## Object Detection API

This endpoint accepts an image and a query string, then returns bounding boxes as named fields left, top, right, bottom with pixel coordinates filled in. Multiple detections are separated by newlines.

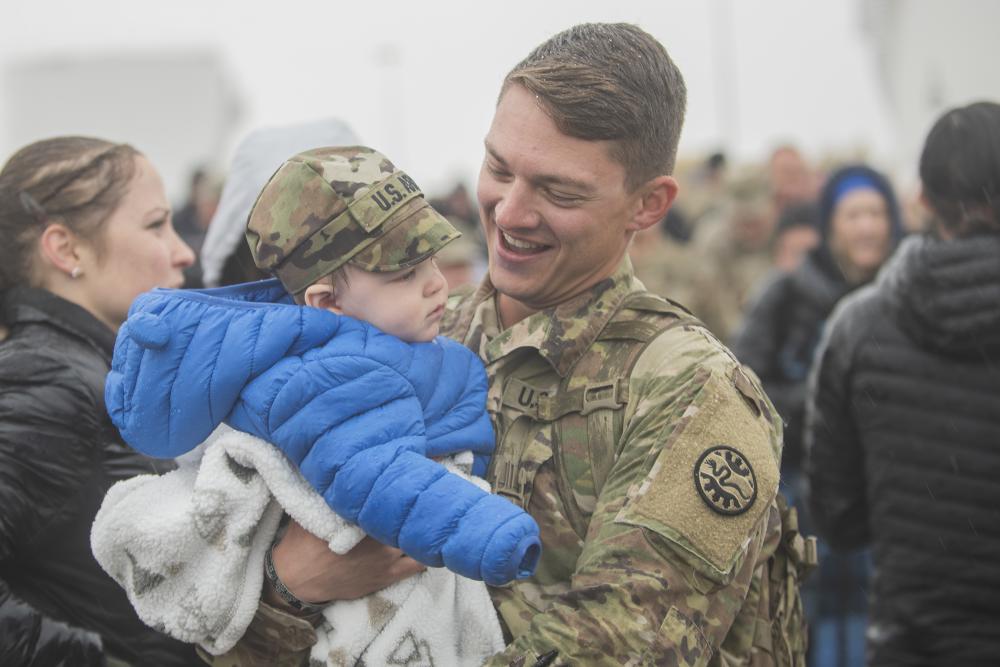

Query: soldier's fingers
left=353, top=536, right=407, bottom=561
left=387, top=555, right=425, bottom=582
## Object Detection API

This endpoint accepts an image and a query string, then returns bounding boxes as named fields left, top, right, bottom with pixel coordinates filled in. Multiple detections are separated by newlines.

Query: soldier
left=218, top=23, right=810, bottom=666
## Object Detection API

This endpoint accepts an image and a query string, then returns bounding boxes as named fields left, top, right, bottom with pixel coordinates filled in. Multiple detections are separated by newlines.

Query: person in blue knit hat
left=734, top=163, right=903, bottom=667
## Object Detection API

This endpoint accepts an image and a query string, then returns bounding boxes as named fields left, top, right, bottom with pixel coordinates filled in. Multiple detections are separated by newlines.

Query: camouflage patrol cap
left=245, top=146, right=460, bottom=294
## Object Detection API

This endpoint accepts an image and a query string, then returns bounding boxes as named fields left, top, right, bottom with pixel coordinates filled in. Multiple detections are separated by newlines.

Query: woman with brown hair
left=0, top=137, right=198, bottom=665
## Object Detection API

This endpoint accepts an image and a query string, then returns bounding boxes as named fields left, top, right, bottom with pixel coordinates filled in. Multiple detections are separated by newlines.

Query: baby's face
left=335, top=258, right=449, bottom=342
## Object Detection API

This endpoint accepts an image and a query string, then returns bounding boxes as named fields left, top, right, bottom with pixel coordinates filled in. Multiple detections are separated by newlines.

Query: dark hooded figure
left=734, top=165, right=904, bottom=474
left=806, top=101, right=1000, bottom=666
left=733, top=164, right=904, bottom=667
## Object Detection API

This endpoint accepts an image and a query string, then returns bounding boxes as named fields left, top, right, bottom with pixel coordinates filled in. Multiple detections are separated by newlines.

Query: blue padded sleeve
left=107, top=280, right=358, bottom=458
left=324, top=446, right=540, bottom=585
left=408, top=337, right=495, bottom=461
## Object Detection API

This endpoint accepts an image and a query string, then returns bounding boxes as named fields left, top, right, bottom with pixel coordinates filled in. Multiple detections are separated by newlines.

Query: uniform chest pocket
left=490, top=415, right=553, bottom=511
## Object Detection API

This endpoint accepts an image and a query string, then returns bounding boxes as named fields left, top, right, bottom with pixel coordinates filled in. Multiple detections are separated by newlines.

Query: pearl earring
left=70, top=267, right=83, bottom=279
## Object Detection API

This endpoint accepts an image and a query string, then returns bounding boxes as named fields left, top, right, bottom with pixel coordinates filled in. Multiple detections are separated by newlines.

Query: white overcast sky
left=1, top=0, right=890, bottom=194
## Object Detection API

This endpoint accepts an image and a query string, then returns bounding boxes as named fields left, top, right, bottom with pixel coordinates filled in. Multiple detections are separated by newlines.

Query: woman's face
left=829, top=188, right=892, bottom=283
left=77, top=155, right=194, bottom=329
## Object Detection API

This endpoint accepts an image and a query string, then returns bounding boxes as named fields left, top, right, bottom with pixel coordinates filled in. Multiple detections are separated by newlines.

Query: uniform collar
left=460, top=256, right=640, bottom=377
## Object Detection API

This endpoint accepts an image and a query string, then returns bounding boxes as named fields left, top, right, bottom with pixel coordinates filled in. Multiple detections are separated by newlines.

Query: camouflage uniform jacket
left=210, top=259, right=786, bottom=667
left=440, top=258, right=785, bottom=666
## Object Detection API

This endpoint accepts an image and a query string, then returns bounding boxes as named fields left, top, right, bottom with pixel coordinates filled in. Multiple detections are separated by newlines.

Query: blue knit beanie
left=818, top=165, right=904, bottom=245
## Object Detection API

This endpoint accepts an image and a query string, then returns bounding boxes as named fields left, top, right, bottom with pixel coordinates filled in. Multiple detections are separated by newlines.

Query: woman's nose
left=172, top=230, right=196, bottom=268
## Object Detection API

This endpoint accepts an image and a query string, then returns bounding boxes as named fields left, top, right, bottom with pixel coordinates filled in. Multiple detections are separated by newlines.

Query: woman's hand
left=266, top=519, right=425, bottom=607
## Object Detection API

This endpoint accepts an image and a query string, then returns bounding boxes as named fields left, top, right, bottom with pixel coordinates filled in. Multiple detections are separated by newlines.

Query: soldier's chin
left=490, top=272, right=548, bottom=305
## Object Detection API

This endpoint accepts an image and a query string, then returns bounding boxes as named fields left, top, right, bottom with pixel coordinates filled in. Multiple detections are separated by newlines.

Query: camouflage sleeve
left=197, top=601, right=320, bottom=667
left=485, top=327, right=782, bottom=666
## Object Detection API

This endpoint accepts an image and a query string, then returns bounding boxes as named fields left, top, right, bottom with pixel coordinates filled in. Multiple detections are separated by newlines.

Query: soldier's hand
left=268, top=519, right=425, bottom=605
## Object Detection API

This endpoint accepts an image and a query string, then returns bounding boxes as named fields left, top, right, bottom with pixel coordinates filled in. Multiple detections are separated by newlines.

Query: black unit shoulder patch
left=694, top=445, right=757, bottom=516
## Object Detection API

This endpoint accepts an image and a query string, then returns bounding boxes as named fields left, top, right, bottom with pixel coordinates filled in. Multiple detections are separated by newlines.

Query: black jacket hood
left=880, top=232, right=1000, bottom=356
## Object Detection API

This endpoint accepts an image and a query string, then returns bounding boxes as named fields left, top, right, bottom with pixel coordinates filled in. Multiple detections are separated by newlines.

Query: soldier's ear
left=627, top=175, right=679, bottom=232
left=303, top=281, right=343, bottom=313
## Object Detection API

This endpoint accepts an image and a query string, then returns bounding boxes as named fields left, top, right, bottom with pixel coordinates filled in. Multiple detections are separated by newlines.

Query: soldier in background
left=211, top=23, right=810, bottom=666
left=686, top=172, right=777, bottom=342
left=434, top=227, right=484, bottom=290
left=629, top=206, right=699, bottom=307
left=679, top=150, right=729, bottom=227
left=768, top=145, right=818, bottom=214
left=771, top=202, right=820, bottom=273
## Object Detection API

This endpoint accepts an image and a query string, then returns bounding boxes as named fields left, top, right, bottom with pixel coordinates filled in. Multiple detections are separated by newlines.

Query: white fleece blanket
left=91, top=426, right=505, bottom=666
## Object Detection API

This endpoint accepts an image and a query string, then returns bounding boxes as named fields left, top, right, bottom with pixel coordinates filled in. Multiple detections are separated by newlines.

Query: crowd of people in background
left=1, top=23, right=998, bottom=665
left=627, top=116, right=1000, bottom=667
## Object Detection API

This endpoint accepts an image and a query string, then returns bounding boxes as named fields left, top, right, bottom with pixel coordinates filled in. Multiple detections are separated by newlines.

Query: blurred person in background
left=0, top=137, right=198, bottom=665
left=199, top=117, right=359, bottom=288
left=434, top=226, right=483, bottom=289
left=806, top=101, right=1000, bottom=667
left=898, top=183, right=933, bottom=235
left=687, top=170, right=776, bottom=341
left=678, top=150, right=728, bottom=225
left=736, top=164, right=902, bottom=667
left=769, top=144, right=818, bottom=213
left=430, top=181, right=480, bottom=230
left=628, top=205, right=699, bottom=307
left=429, top=181, right=488, bottom=277
left=173, top=165, right=222, bottom=288
left=771, top=202, right=820, bottom=272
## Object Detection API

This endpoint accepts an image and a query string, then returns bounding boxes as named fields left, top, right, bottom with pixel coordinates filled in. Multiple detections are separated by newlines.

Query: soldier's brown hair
left=0, top=136, right=140, bottom=290
left=502, top=23, right=687, bottom=191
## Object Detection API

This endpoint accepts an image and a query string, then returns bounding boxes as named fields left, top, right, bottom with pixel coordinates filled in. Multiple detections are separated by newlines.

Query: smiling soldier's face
left=477, top=84, right=646, bottom=322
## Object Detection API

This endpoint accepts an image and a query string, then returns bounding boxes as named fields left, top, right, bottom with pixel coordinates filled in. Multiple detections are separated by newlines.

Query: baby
left=94, top=146, right=537, bottom=666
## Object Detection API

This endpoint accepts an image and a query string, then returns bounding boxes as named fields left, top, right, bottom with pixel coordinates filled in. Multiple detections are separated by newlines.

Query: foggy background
left=2, top=0, right=999, bottom=202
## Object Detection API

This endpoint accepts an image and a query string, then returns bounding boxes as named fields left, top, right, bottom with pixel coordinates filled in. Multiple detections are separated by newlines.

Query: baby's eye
left=395, top=269, right=417, bottom=282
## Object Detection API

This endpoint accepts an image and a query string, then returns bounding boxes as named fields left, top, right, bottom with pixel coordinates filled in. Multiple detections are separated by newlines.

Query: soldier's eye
left=486, top=161, right=512, bottom=181
left=547, top=190, right=580, bottom=206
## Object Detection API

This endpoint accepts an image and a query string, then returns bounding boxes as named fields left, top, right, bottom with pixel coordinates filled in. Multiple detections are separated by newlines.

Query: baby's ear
left=303, top=281, right=342, bottom=313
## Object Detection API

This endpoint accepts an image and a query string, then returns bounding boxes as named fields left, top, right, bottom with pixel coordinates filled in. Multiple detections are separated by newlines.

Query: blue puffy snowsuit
left=105, top=279, right=541, bottom=586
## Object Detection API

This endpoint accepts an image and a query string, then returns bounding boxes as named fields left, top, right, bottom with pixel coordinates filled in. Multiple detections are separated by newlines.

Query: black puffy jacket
left=732, top=250, right=850, bottom=471
left=806, top=234, right=1000, bottom=666
left=0, top=288, right=198, bottom=666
